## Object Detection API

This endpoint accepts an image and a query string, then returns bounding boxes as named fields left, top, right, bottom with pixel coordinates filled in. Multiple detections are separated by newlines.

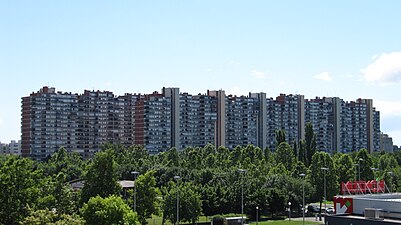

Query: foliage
left=304, top=123, right=316, bottom=167
left=334, top=153, right=355, bottom=182
left=41, top=147, right=84, bottom=181
left=1, top=137, right=401, bottom=224
left=81, top=148, right=121, bottom=203
left=20, top=209, right=84, bottom=225
left=81, top=195, right=138, bottom=225
left=355, top=149, right=374, bottom=181
left=275, top=130, right=286, bottom=146
left=162, top=181, right=202, bottom=224
left=127, top=170, right=161, bottom=225
left=274, top=142, right=295, bottom=172
left=309, top=152, right=337, bottom=210
left=0, top=156, right=41, bottom=225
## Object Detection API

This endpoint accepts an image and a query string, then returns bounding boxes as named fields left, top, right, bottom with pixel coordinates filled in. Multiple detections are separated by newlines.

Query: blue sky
left=1, top=1, right=401, bottom=145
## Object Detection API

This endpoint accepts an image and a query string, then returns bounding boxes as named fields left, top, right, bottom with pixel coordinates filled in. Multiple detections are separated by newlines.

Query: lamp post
left=352, top=163, right=359, bottom=181
left=358, top=158, right=363, bottom=180
left=371, top=168, right=379, bottom=192
left=300, top=173, right=306, bottom=225
left=388, top=171, right=394, bottom=193
left=256, top=206, right=259, bottom=225
left=174, top=176, right=181, bottom=225
left=321, top=167, right=329, bottom=221
left=131, top=171, right=139, bottom=212
left=238, top=169, right=247, bottom=225
left=288, top=202, right=291, bottom=221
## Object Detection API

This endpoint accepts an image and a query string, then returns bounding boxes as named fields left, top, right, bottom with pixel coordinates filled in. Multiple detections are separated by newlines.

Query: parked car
left=306, top=205, right=320, bottom=215
left=326, top=207, right=334, bottom=214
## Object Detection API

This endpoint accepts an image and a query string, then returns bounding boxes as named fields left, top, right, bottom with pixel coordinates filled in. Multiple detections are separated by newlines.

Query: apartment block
left=0, top=140, right=21, bottom=155
left=21, top=86, right=382, bottom=160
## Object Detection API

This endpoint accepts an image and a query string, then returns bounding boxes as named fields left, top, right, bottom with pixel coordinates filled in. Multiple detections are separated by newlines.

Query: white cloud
left=314, top=72, right=332, bottom=81
left=375, top=100, right=401, bottom=118
left=361, top=52, right=401, bottom=85
left=251, top=70, right=267, bottom=79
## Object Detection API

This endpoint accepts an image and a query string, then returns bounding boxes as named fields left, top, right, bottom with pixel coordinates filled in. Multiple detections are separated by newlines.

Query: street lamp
left=371, top=168, right=380, bottom=192
left=256, top=206, right=259, bottom=225
left=388, top=172, right=394, bottom=193
left=321, top=167, right=329, bottom=221
left=299, top=173, right=306, bottom=225
left=131, top=171, right=139, bottom=212
left=174, top=175, right=181, bottom=225
left=288, top=202, right=291, bottom=221
left=358, top=158, right=363, bottom=180
left=238, top=169, right=247, bottom=225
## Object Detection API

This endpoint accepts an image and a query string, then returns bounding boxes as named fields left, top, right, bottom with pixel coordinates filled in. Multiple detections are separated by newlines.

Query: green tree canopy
left=128, top=170, right=161, bottom=225
left=81, top=149, right=121, bottom=203
left=81, top=195, right=138, bottom=225
left=20, top=209, right=84, bottom=225
left=162, top=181, right=202, bottom=224
left=0, top=156, right=41, bottom=225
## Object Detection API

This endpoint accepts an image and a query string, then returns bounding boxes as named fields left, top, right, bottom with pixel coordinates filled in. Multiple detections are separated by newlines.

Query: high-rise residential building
left=21, top=87, right=78, bottom=159
left=179, top=92, right=217, bottom=149
left=225, top=94, right=259, bottom=149
left=380, top=133, right=393, bottom=153
left=305, top=97, right=340, bottom=154
left=265, top=94, right=305, bottom=150
left=21, top=86, right=382, bottom=160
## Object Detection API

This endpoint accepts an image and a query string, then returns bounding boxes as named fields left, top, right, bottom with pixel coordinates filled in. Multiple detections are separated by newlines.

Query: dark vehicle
left=306, top=205, right=320, bottom=215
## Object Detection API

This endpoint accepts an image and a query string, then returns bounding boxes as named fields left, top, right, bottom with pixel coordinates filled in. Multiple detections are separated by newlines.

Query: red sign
left=333, top=196, right=353, bottom=214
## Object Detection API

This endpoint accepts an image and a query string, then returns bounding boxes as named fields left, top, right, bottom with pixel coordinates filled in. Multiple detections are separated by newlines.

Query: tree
left=81, top=149, right=121, bottom=203
left=0, top=156, right=41, bottom=225
left=162, top=181, right=202, bottom=224
left=42, top=147, right=83, bottom=181
left=275, top=130, right=286, bottom=146
left=274, top=142, right=295, bottom=172
left=334, top=153, right=355, bottom=183
left=378, top=153, right=398, bottom=172
left=20, top=209, right=84, bottom=225
left=36, top=172, right=80, bottom=215
left=309, top=152, right=338, bottom=218
left=81, top=195, right=138, bottom=225
left=128, top=170, right=161, bottom=225
left=266, top=188, right=285, bottom=218
left=355, top=149, right=374, bottom=181
left=305, top=123, right=316, bottom=167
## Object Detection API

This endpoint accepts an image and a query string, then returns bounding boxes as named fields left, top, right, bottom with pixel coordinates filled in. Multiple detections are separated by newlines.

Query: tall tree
left=355, top=149, right=374, bottom=181
left=275, top=130, right=286, bottom=146
left=0, top=156, right=41, bottom=225
left=81, top=149, right=121, bottom=203
left=309, top=151, right=338, bottom=218
left=334, top=153, right=355, bottom=183
left=43, top=147, right=84, bottom=181
left=128, top=170, right=161, bottom=225
left=274, top=142, right=295, bottom=172
left=162, top=181, right=202, bottom=224
left=298, top=140, right=306, bottom=163
left=305, top=123, right=317, bottom=166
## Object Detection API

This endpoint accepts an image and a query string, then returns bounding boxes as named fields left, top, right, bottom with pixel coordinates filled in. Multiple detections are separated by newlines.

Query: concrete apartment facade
left=21, top=86, right=381, bottom=160
left=0, top=140, right=21, bottom=155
